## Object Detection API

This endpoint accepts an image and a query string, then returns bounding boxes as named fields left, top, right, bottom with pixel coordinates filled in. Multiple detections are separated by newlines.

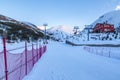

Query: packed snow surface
left=23, top=41, right=120, bottom=80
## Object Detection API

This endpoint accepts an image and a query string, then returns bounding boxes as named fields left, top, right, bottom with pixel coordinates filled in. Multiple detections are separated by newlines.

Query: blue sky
left=0, top=0, right=120, bottom=30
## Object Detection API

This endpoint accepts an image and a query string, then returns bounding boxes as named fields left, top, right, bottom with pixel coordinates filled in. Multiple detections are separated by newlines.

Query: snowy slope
left=0, top=14, right=40, bottom=33
left=37, top=26, right=45, bottom=30
left=0, top=14, right=44, bottom=42
left=75, top=10, right=120, bottom=42
left=47, top=25, right=73, bottom=42
left=20, top=21, right=40, bottom=34
left=21, top=21, right=37, bottom=29
left=0, top=14, right=17, bottom=23
left=23, top=41, right=120, bottom=80
left=89, top=10, right=120, bottom=28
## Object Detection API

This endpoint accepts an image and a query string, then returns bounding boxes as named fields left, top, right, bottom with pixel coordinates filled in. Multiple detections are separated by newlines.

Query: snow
left=0, top=14, right=40, bottom=34
left=48, top=25, right=73, bottom=34
left=37, top=26, right=45, bottom=30
left=66, top=31, right=120, bottom=47
left=84, top=46, right=120, bottom=59
left=0, top=38, right=2, bottom=51
left=20, top=21, right=39, bottom=34
left=89, top=10, right=120, bottom=28
left=0, top=38, right=42, bottom=54
left=23, top=41, right=120, bottom=80
left=0, top=14, right=17, bottom=24
left=115, top=5, right=120, bottom=10
left=0, top=14, right=14, bottom=21
left=67, top=38, right=120, bottom=45
left=0, top=9, right=120, bottom=80
left=47, top=25, right=73, bottom=42
left=21, top=21, right=37, bottom=29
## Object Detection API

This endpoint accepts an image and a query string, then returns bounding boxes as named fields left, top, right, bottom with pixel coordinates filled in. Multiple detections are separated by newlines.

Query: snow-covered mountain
left=88, top=10, right=120, bottom=40
left=69, top=10, right=120, bottom=43
left=88, top=10, right=120, bottom=28
left=37, top=26, right=45, bottom=30
left=47, top=25, right=73, bottom=42
left=0, top=14, right=42, bottom=33
left=0, top=14, right=44, bottom=42
left=0, top=14, right=17, bottom=22
left=48, top=25, right=73, bottom=34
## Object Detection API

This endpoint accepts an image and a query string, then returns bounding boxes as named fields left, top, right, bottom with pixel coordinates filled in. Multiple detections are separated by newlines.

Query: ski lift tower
left=84, top=25, right=93, bottom=41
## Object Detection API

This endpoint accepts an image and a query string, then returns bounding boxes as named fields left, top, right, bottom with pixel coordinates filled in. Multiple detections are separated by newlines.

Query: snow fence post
left=32, top=43, right=34, bottom=66
left=25, top=41, right=27, bottom=75
left=39, top=43, right=40, bottom=58
left=40, top=45, right=42, bottom=58
left=37, top=43, right=38, bottom=60
left=45, top=45, right=47, bottom=52
left=2, top=36, right=8, bottom=80
left=36, top=43, right=38, bottom=61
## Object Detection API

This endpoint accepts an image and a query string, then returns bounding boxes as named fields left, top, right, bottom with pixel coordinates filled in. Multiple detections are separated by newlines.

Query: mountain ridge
left=0, top=14, right=44, bottom=42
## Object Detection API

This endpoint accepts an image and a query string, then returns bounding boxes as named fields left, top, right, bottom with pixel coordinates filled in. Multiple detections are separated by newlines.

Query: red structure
left=93, top=23, right=114, bottom=33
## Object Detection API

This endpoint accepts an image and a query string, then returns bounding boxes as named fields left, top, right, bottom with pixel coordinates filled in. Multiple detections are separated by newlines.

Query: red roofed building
left=93, top=23, right=114, bottom=33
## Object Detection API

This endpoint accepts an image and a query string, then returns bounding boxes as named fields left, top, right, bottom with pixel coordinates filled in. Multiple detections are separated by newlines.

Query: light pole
left=43, top=23, right=48, bottom=44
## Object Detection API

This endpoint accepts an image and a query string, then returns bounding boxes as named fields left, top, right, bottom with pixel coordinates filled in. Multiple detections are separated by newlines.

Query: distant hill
left=48, top=25, right=73, bottom=34
left=0, top=14, right=44, bottom=42
left=47, top=25, right=73, bottom=42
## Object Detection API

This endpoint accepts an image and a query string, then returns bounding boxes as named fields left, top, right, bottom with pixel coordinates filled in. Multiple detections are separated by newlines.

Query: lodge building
left=93, top=23, right=114, bottom=33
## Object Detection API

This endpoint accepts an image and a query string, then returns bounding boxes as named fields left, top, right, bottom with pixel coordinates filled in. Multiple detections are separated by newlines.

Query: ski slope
left=23, top=41, right=120, bottom=80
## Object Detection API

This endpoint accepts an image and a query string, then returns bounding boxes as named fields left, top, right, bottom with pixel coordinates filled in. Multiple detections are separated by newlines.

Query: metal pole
left=88, top=29, right=89, bottom=41
left=36, top=43, right=38, bottom=61
left=3, top=36, right=8, bottom=80
left=32, top=43, right=34, bottom=66
left=39, top=43, right=41, bottom=58
left=2, top=28, right=8, bottom=80
left=25, top=41, right=27, bottom=75
left=39, top=39, right=42, bottom=58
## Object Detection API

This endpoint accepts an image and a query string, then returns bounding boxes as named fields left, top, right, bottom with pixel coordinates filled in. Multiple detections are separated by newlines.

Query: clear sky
left=0, top=0, right=120, bottom=30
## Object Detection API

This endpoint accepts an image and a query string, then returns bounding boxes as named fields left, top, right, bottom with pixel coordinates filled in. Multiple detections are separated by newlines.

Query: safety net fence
left=0, top=41, right=47, bottom=80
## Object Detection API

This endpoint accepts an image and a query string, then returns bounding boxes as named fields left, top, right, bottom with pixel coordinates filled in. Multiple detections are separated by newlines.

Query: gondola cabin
left=93, top=23, right=114, bottom=33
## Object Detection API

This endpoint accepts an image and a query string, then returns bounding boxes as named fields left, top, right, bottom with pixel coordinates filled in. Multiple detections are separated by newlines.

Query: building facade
left=93, top=23, right=114, bottom=33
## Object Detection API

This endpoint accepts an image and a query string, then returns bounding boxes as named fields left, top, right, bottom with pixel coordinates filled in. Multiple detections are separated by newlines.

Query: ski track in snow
left=21, top=41, right=120, bottom=80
